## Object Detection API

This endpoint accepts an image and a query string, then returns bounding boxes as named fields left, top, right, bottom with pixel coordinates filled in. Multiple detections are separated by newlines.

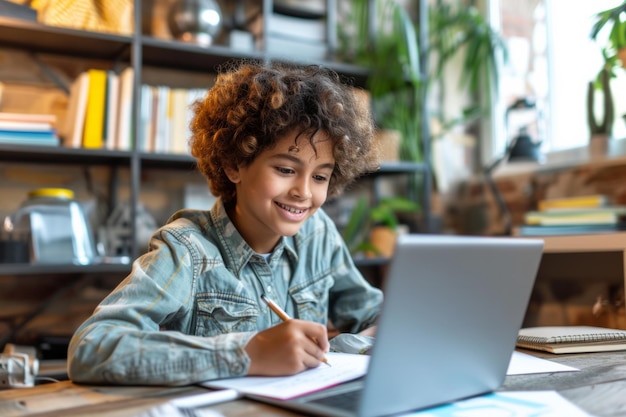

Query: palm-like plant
left=337, top=0, right=507, bottom=161
left=590, top=1, right=626, bottom=72
left=589, top=2, right=626, bottom=136
left=338, top=0, right=422, bottom=163
left=429, top=0, right=508, bottom=138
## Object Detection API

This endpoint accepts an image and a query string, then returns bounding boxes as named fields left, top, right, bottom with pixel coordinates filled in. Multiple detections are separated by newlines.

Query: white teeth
left=278, top=202, right=304, bottom=214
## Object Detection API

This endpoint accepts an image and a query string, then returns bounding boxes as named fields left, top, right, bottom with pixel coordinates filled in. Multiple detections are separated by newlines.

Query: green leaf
left=342, top=196, right=370, bottom=251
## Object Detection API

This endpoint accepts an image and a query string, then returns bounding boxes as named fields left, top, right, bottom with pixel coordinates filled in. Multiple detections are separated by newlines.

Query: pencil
left=261, top=294, right=330, bottom=366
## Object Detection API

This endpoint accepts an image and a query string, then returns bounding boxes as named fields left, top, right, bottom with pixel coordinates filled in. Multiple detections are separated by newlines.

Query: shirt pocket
left=195, top=293, right=259, bottom=335
left=291, top=276, right=333, bottom=323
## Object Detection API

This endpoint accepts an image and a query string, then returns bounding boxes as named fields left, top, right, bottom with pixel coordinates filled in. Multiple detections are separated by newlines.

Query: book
left=265, top=35, right=328, bottom=61
left=155, top=85, right=171, bottom=153
left=169, top=88, right=189, bottom=154
left=0, top=112, right=57, bottom=124
left=268, top=13, right=327, bottom=42
left=515, top=222, right=626, bottom=236
left=538, top=195, right=610, bottom=211
left=0, top=129, right=59, bottom=146
left=82, top=68, right=108, bottom=149
left=524, top=206, right=626, bottom=226
left=60, top=71, right=90, bottom=148
left=104, top=70, right=120, bottom=150
left=138, top=83, right=153, bottom=152
left=0, top=120, right=54, bottom=131
left=115, top=67, right=134, bottom=151
left=517, top=326, right=626, bottom=354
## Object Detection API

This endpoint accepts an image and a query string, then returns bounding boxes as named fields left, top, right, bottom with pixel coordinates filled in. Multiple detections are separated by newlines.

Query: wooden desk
left=2, top=350, right=626, bottom=416
left=525, top=232, right=626, bottom=327
left=535, top=232, right=626, bottom=289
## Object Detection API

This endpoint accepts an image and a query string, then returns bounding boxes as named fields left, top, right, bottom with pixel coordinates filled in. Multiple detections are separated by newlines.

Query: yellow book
left=82, top=69, right=108, bottom=149
left=524, top=206, right=626, bottom=226
left=538, top=194, right=610, bottom=211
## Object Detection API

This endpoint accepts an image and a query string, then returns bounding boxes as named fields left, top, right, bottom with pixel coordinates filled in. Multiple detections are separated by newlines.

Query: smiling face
left=224, top=130, right=336, bottom=254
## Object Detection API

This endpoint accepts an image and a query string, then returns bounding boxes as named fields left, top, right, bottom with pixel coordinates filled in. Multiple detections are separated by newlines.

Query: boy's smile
left=225, top=131, right=335, bottom=254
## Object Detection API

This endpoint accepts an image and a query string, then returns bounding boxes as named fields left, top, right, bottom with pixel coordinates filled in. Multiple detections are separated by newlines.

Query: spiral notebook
left=244, top=234, right=543, bottom=417
left=517, top=326, right=626, bottom=354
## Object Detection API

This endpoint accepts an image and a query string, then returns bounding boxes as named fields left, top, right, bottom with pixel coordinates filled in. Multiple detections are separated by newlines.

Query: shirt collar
left=210, top=199, right=299, bottom=272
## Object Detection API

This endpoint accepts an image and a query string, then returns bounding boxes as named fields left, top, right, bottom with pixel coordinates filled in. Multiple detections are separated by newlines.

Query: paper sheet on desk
left=201, top=352, right=369, bottom=400
left=401, top=391, right=592, bottom=416
left=507, top=351, right=579, bottom=375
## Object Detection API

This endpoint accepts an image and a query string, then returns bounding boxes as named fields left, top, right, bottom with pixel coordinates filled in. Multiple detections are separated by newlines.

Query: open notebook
left=206, top=234, right=544, bottom=417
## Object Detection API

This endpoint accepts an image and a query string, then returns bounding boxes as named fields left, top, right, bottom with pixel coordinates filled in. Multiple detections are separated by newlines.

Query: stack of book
left=61, top=67, right=208, bottom=153
left=265, top=10, right=328, bottom=61
left=515, top=195, right=626, bottom=236
left=61, top=67, right=134, bottom=151
left=0, top=112, right=59, bottom=146
left=137, top=84, right=207, bottom=154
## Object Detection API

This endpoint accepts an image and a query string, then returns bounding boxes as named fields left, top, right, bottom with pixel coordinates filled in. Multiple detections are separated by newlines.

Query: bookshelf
left=0, top=1, right=432, bottom=353
left=0, top=0, right=431, bottom=273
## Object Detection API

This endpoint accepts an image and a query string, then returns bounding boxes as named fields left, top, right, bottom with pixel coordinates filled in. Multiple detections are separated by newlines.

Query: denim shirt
left=68, top=199, right=383, bottom=386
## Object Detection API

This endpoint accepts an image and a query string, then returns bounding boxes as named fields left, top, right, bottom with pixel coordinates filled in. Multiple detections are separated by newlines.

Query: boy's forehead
left=269, top=131, right=335, bottom=162
left=284, top=131, right=332, bottom=150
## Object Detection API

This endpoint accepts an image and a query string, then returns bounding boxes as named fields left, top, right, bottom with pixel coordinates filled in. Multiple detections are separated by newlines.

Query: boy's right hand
left=245, top=319, right=329, bottom=376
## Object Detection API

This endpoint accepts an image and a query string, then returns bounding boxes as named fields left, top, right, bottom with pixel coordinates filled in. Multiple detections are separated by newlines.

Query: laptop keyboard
left=309, top=388, right=363, bottom=411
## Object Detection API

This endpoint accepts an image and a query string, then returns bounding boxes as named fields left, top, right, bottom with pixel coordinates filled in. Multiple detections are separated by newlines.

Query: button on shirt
left=68, top=198, right=383, bottom=386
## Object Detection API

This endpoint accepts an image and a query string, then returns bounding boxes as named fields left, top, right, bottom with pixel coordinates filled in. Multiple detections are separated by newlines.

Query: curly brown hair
left=189, top=60, right=378, bottom=204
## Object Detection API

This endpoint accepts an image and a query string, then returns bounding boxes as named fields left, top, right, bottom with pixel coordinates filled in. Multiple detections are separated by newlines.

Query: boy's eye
left=313, top=174, right=329, bottom=182
left=276, top=167, right=294, bottom=175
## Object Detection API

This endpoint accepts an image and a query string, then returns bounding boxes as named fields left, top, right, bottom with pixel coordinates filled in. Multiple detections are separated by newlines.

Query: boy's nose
left=290, top=178, right=312, bottom=199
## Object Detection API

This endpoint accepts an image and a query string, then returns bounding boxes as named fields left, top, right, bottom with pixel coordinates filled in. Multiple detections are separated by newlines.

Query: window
left=493, top=0, right=626, bottom=160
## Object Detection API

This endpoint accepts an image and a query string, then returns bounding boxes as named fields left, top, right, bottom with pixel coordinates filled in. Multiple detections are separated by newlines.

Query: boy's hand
left=358, top=325, right=377, bottom=337
left=245, top=319, right=329, bottom=376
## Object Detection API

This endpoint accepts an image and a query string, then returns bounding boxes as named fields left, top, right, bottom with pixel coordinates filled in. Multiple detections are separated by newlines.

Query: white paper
left=507, top=351, right=579, bottom=375
left=169, top=389, right=242, bottom=408
left=201, top=352, right=369, bottom=400
left=401, top=391, right=592, bottom=416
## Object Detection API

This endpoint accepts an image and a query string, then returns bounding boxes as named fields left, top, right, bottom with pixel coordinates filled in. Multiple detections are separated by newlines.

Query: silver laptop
left=250, top=234, right=544, bottom=417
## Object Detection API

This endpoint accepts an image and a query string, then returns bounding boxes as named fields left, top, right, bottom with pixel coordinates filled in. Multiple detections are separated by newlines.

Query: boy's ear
left=223, top=165, right=241, bottom=183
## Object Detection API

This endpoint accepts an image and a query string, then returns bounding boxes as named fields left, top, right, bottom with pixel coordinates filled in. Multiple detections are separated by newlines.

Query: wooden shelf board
left=0, top=144, right=132, bottom=165
left=537, top=232, right=626, bottom=253
left=0, top=17, right=132, bottom=61
left=141, top=36, right=370, bottom=87
left=138, top=152, right=197, bottom=170
left=141, top=36, right=263, bottom=72
left=0, top=263, right=131, bottom=276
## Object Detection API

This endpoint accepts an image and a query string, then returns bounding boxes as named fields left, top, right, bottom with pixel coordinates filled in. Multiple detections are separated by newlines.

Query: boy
left=68, top=61, right=383, bottom=385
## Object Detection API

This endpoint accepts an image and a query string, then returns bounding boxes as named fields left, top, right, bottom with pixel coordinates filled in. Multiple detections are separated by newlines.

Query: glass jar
left=12, top=188, right=97, bottom=265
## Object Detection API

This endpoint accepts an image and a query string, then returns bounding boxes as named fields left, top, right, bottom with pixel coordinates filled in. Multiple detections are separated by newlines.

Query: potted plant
left=342, top=195, right=420, bottom=258
left=590, top=2, right=626, bottom=71
left=428, top=0, right=508, bottom=140
left=337, top=0, right=507, bottom=163
left=338, top=0, right=422, bottom=163
left=590, top=2, right=625, bottom=146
